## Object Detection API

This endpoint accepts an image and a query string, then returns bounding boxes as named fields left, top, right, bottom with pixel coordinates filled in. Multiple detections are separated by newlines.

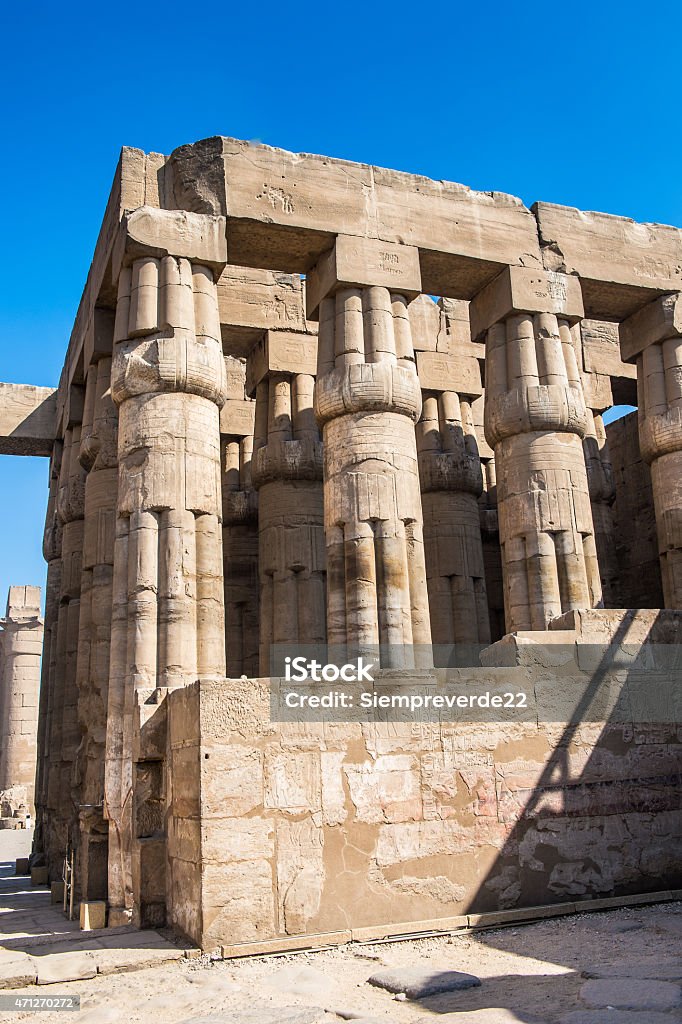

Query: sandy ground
left=0, top=833, right=680, bottom=1023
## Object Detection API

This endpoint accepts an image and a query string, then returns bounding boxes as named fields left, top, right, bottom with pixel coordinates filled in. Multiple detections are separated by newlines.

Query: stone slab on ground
left=368, top=966, right=481, bottom=999
left=178, top=1011, right=328, bottom=1024
left=582, top=961, right=682, bottom=981
left=0, top=951, right=37, bottom=988
left=580, top=977, right=681, bottom=1011
left=34, top=950, right=98, bottom=984
left=560, top=1011, right=679, bottom=1024
left=415, top=1013, right=549, bottom=1024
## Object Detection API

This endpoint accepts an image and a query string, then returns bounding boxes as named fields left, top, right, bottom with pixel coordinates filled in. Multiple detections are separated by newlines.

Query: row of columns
left=34, top=212, right=682, bottom=926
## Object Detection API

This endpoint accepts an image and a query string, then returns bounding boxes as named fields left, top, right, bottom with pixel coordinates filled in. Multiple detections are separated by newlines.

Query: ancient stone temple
left=1, top=138, right=681, bottom=948
left=0, top=586, right=43, bottom=824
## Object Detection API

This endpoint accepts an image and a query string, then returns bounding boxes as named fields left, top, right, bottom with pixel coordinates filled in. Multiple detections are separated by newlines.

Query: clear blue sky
left=1, top=0, right=680, bottom=609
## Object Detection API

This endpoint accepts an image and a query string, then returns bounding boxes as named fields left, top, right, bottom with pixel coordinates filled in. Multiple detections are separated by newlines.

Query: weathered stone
left=368, top=966, right=481, bottom=998
left=0, top=383, right=56, bottom=456
left=35, top=950, right=97, bottom=984
left=579, top=978, right=681, bottom=1011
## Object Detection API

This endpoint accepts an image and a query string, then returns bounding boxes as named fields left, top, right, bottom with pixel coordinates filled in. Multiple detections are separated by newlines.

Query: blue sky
left=1, top=0, right=679, bottom=609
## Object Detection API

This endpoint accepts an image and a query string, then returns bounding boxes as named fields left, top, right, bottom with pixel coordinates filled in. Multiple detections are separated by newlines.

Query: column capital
left=113, top=207, right=227, bottom=281
left=306, top=235, right=421, bottom=319
left=469, top=266, right=584, bottom=341
left=620, top=292, right=682, bottom=362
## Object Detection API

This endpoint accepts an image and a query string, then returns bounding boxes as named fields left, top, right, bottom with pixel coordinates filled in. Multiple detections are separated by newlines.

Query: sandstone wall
left=163, top=644, right=682, bottom=950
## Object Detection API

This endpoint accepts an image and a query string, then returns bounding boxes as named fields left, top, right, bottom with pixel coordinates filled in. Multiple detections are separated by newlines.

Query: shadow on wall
left=469, top=609, right=682, bottom=917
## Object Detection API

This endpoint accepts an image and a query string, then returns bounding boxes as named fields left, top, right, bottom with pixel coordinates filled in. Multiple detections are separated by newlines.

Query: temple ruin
left=0, top=137, right=680, bottom=949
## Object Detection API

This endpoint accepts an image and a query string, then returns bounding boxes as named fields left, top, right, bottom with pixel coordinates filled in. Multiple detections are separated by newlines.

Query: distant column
left=0, top=587, right=44, bottom=819
left=34, top=442, right=62, bottom=854
left=247, top=332, right=325, bottom=674
left=220, top=384, right=259, bottom=677
left=309, top=237, right=431, bottom=666
left=621, top=293, right=682, bottom=607
left=471, top=267, right=600, bottom=631
left=415, top=350, right=490, bottom=647
left=583, top=409, right=619, bottom=606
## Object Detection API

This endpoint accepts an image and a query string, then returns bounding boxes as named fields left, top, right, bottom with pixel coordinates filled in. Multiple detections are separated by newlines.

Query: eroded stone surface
left=368, top=966, right=481, bottom=998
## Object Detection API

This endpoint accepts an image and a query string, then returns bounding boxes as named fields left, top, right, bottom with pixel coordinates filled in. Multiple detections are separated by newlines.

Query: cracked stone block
left=368, top=967, right=481, bottom=999
left=582, top=962, right=682, bottom=981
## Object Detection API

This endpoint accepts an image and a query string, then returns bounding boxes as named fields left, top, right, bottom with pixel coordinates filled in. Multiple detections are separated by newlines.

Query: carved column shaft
left=221, top=426, right=259, bottom=677
left=47, top=420, right=86, bottom=873
left=310, top=238, right=431, bottom=666
left=106, top=208, right=228, bottom=922
left=34, top=442, right=62, bottom=852
left=249, top=335, right=325, bottom=673
left=74, top=347, right=118, bottom=900
left=473, top=268, right=601, bottom=632
left=416, top=389, right=490, bottom=646
left=622, top=293, right=682, bottom=607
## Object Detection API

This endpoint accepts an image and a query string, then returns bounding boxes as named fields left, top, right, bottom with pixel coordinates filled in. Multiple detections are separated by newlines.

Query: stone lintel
left=306, top=236, right=422, bottom=319
left=619, top=292, right=682, bottom=362
left=219, top=399, right=255, bottom=438
left=246, top=331, right=318, bottom=397
left=113, top=207, right=227, bottom=281
left=0, top=384, right=57, bottom=457
left=416, top=351, right=483, bottom=397
left=469, top=266, right=584, bottom=340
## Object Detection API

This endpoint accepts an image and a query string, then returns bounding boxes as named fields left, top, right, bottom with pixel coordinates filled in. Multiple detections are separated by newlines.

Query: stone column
left=621, top=293, right=682, bottom=607
left=470, top=267, right=601, bottom=632
left=583, top=409, right=619, bottom=607
left=47, top=411, right=86, bottom=873
left=415, top=351, right=490, bottom=646
left=74, top=331, right=118, bottom=901
left=0, top=587, right=43, bottom=819
left=34, top=442, right=62, bottom=854
left=308, top=237, right=431, bottom=666
left=247, top=332, right=325, bottom=673
left=105, top=207, right=228, bottom=923
left=220, top=385, right=259, bottom=677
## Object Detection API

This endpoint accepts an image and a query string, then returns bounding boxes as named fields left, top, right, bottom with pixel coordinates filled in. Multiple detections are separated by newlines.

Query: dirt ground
left=0, top=896, right=680, bottom=1023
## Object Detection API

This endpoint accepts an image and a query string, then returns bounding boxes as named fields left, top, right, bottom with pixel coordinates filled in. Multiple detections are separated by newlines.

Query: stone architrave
left=0, top=587, right=43, bottom=820
left=106, top=206, right=228, bottom=924
left=311, top=237, right=432, bottom=667
left=471, top=266, right=601, bottom=631
left=621, top=293, right=682, bottom=607
left=247, top=332, right=325, bottom=674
